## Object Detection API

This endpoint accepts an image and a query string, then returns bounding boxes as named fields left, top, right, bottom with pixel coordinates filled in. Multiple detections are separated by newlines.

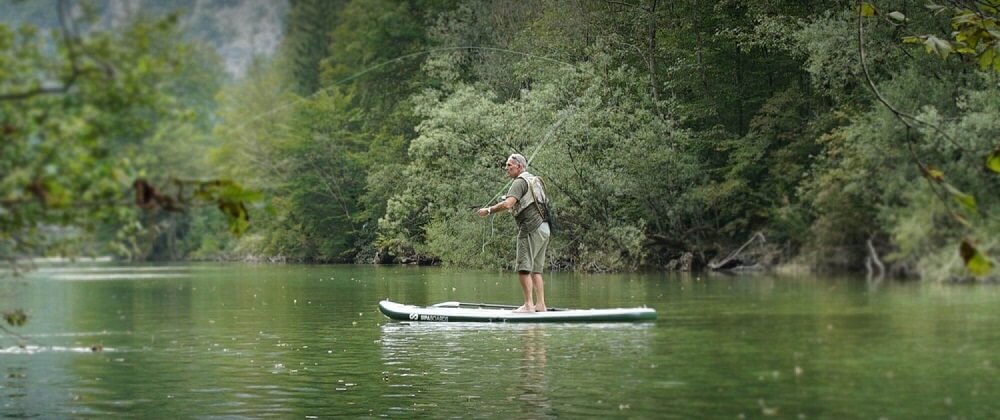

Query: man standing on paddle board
left=477, top=153, right=552, bottom=313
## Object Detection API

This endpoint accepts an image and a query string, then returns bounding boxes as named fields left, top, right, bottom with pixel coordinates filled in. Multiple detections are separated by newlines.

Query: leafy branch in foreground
left=133, top=178, right=261, bottom=235
left=1, top=5, right=258, bottom=270
left=900, top=1, right=1000, bottom=71
left=859, top=1, right=999, bottom=277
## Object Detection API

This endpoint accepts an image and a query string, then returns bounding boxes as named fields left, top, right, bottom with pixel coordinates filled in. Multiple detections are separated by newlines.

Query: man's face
left=505, top=159, right=521, bottom=178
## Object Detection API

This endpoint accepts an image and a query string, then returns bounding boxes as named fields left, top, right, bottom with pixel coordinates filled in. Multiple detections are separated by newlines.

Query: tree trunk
left=646, top=0, right=660, bottom=112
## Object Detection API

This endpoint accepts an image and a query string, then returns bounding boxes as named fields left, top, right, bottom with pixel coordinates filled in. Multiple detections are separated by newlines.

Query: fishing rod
left=477, top=109, right=573, bottom=253
left=479, top=108, right=573, bottom=209
left=211, top=44, right=586, bottom=253
left=218, top=46, right=589, bottom=139
left=217, top=43, right=584, bottom=208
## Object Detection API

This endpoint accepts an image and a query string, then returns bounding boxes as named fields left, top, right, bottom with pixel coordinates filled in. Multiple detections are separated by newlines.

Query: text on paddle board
left=408, top=313, right=448, bottom=321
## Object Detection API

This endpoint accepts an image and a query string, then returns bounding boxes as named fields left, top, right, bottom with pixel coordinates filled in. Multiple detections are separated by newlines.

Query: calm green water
left=1, top=263, right=999, bottom=418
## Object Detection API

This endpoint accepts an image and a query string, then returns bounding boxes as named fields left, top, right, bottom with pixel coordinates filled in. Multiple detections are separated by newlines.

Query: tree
left=1, top=1, right=257, bottom=331
left=284, top=0, right=345, bottom=95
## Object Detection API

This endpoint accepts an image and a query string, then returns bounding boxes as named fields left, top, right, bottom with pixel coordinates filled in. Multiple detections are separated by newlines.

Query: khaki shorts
left=516, top=222, right=550, bottom=273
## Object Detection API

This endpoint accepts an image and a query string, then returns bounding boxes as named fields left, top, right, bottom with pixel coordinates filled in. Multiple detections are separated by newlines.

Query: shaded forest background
left=3, top=0, right=1000, bottom=281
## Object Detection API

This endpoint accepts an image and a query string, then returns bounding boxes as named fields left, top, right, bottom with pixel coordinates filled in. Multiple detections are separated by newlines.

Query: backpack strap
left=526, top=177, right=547, bottom=221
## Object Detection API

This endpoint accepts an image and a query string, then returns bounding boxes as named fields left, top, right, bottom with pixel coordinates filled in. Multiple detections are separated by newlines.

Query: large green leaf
left=978, top=48, right=996, bottom=69
left=923, top=165, right=945, bottom=182
left=925, top=3, right=949, bottom=14
left=951, top=11, right=980, bottom=27
left=960, top=240, right=994, bottom=277
left=987, top=146, right=1000, bottom=173
left=219, top=200, right=250, bottom=235
left=924, top=35, right=954, bottom=58
left=860, top=2, right=876, bottom=17
left=943, top=183, right=978, bottom=214
left=189, top=179, right=259, bottom=235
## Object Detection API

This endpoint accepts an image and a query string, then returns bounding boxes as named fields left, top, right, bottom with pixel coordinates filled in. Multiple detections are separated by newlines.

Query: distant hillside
left=0, top=0, right=288, bottom=79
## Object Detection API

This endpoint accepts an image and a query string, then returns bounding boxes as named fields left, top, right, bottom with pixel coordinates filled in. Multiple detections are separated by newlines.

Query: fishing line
left=211, top=44, right=586, bottom=255
left=218, top=46, right=587, bottom=139
left=218, top=44, right=582, bottom=198
left=480, top=109, right=572, bottom=208
left=479, top=108, right=573, bottom=254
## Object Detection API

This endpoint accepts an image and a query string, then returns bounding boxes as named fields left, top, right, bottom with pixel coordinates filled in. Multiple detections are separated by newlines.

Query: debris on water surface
left=758, top=399, right=778, bottom=416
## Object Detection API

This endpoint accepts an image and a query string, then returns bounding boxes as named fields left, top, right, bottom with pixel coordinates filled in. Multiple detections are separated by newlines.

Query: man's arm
left=477, top=196, right=517, bottom=217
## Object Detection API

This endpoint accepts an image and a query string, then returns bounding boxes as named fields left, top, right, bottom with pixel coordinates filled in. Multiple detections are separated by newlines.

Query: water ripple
left=0, top=345, right=117, bottom=354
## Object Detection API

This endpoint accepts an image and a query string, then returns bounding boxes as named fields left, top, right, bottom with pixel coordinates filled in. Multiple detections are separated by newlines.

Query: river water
left=1, top=263, right=998, bottom=418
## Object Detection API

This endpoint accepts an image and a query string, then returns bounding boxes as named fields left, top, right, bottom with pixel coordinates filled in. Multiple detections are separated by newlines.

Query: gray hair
left=507, top=153, right=527, bottom=169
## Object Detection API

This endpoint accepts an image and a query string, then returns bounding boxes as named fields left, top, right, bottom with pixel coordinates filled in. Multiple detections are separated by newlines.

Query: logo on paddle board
left=407, top=313, right=449, bottom=321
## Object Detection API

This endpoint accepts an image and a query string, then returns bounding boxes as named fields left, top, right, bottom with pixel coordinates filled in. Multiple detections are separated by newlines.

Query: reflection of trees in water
left=2, top=366, right=29, bottom=417
left=511, top=326, right=555, bottom=419
left=379, top=322, right=655, bottom=417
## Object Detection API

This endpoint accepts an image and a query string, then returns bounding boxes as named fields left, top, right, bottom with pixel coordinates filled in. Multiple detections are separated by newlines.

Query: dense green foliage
left=0, top=1, right=257, bottom=271
left=204, top=0, right=1000, bottom=280
left=5, top=0, right=1000, bottom=282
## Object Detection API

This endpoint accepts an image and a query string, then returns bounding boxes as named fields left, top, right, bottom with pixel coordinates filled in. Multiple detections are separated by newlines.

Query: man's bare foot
left=513, top=304, right=534, bottom=313
left=535, top=305, right=547, bottom=312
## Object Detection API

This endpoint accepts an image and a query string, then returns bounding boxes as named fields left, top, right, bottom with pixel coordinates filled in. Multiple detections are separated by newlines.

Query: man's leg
left=532, top=272, right=546, bottom=312
left=515, top=270, right=534, bottom=312
left=529, top=222, right=550, bottom=312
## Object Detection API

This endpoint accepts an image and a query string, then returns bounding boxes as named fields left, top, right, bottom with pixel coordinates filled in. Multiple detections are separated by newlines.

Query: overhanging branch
left=0, top=0, right=96, bottom=102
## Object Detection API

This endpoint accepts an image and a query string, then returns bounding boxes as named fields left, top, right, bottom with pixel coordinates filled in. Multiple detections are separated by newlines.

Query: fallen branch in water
left=709, top=232, right=766, bottom=271
left=865, top=236, right=885, bottom=282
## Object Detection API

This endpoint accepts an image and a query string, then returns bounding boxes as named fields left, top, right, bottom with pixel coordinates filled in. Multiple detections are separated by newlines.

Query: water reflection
left=6, top=264, right=1000, bottom=418
left=0, top=344, right=115, bottom=354
left=31, top=265, right=193, bottom=281
left=2, top=367, right=28, bottom=416
left=379, top=322, right=654, bottom=417
left=512, top=326, right=553, bottom=419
